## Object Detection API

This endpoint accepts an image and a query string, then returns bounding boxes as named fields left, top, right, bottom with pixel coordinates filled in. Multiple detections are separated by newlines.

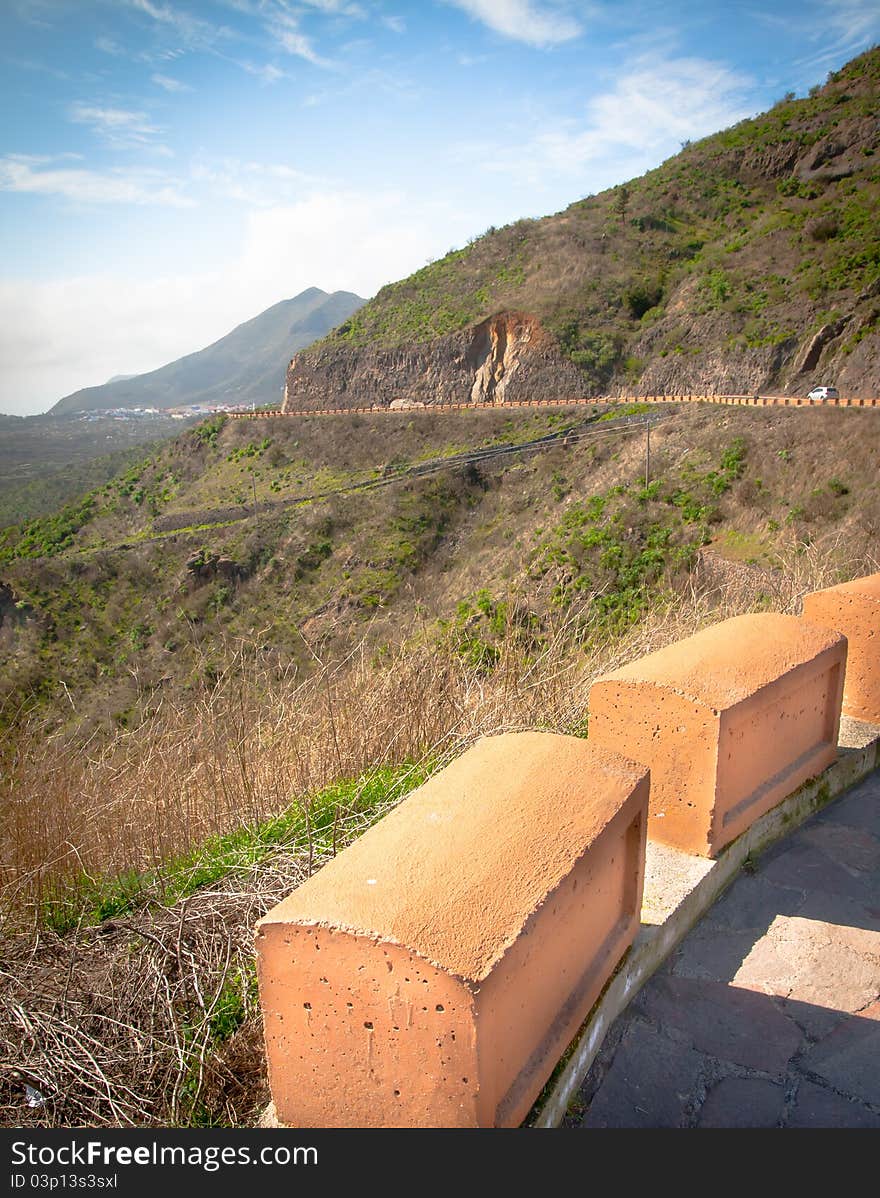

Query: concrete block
left=255, top=731, right=648, bottom=1128
left=588, top=613, right=846, bottom=857
left=802, top=573, right=880, bottom=722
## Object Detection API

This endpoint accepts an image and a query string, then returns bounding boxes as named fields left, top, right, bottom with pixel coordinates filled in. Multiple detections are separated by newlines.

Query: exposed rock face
left=283, top=296, right=880, bottom=408
left=185, top=553, right=243, bottom=584
left=793, top=318, right=851, bottom=374
left=282, top=313, right=590, bottom=412
left=468, top=312, right=538, bottom=403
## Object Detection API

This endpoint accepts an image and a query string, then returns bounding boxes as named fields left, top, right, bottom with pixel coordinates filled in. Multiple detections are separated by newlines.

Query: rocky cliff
left=282, top=312, right=590, bottom=411
left=283, top=48, right=880, bottom=411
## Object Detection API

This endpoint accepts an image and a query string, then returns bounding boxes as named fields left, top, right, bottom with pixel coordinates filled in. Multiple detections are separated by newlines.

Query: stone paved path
left=564, top=770, right=880, bottom=1128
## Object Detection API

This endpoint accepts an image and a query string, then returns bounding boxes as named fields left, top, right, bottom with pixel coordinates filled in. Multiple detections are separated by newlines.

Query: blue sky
left=1, top=0, right=878, bottom=416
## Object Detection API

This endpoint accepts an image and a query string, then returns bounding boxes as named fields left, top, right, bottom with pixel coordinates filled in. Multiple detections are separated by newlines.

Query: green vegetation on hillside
left=1, top=404, right=874, bottom=740
left=1, top=400, right=877, bottom=1132
left=313, top=48, right=880, bottom=393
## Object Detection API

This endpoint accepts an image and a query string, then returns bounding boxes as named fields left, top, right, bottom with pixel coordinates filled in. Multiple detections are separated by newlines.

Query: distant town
left=75, top=403, right=263, bottom=421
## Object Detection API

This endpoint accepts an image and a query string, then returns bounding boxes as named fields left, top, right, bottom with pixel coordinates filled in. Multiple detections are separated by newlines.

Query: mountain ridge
left=51, top=287, right=365, bottom=416
left=283, top=48, right=880, bottom=413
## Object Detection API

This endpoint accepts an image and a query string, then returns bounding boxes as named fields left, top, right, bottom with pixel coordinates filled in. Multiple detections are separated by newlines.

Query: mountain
left=51, top=287, right=365, bottom=416
left=283, top=49, right=880, bottom=412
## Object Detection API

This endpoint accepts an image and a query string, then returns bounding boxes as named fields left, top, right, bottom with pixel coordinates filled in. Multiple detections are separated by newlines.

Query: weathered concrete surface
left=588, top=613, right=846, bottom=856
left=803, top=572, right=880, bottom=722
left=256, top=731, right=648, bottom=1128
left=563, top=766, right=880, bottom=1129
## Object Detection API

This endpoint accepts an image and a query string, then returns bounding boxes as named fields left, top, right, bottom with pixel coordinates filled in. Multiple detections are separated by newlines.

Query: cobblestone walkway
left=564, top=770, right=880, bottom=1128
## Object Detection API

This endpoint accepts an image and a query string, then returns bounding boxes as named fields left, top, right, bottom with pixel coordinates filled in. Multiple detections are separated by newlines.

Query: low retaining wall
left=256, top=734, right=648, bottom=1128
left=531, top=713, right=880, bottom=1126
left=254, top=572, right=880, bottom=1127
left=803, top=574, right=880, bottom=723
left=587, top=613, right=846, bottom=857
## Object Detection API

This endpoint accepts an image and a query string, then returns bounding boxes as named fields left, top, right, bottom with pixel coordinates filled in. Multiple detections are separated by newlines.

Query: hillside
left=1, top=398, right=878, bottom=1127
left=50, top=287, right=365, bottom=416
left=283, top=49, right=880, bottom=412
left=2, top=402, right=878, bottom=736
left=0, top=413, right=196, bottom=525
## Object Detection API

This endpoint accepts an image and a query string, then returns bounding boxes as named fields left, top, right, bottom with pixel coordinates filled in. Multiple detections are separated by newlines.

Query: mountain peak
left=50, top=288, right=365, bottom=416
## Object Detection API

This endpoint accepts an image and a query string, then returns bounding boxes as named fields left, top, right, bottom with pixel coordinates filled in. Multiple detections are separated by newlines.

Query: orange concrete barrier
left=587, top=614, right=846, bottom=857
left=802, top=573, right=880, bottom=723
left=256, top=732, right=648, bottom=1128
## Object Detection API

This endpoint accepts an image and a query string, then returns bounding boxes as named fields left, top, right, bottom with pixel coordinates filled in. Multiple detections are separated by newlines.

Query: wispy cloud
left=0, top=156, right=193, bottom=207
left=190, top=157, right=322, bottom=206
left=746, top=0, right=879, bottom=78
left=2, top=53, right=70, bottom=80
left=69, top=102, right=163, bottom=147
left=276, top=28, right=335, bottom=67
left=466, top=54, right=755, bottom=189
left=151, top=72, right=193, bottom=91
left=298, top=0, right=366, bottom=13
left=95, top=35, right=125, bottom=56
left=382, top=14, right=406, bottom=34
left=241, top=61, right=286, bottom=84
left=457, top=52, right=490, bottom=67
left=791, top=0, right=880, bottom=72
left=262, top=3, right=338, bottom=69
left=127, top=0, right=235, bottom=51
left=444, top=0, right=582, bottom=47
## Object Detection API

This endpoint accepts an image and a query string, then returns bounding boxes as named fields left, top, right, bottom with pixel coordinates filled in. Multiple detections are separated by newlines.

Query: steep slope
left=51, top=288, right=365, bottom=416
left=2, top=402, right=878, bottom=733
left=284, top=49, right=880, bottom=412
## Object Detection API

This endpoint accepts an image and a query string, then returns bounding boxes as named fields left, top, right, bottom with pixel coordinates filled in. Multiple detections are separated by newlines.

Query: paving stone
left=796, top=889, right=880, bottom=936
left=734, top=914, right=880, bottom=1013
left=802, top=1001, right=880, bottom=1107
left=703, top=874, right=804, bottom=933
left=566, top=768, right=880, bottom=1132
left=799, top=821, right=880, bottom=874
left=697, top=1076, right=785, bottom=1128
left=669, top=927, right=760, bottom=982
left=579, top=1021, right=705, bottom=1128
left=787, top=1079, right=880, bottom=1128
left=634, top=975, right=803, bottom=1076
left=818, top=781, right=880, bottom=837
left=759, top=841, right=876, bottom=904
left=775, top=995, right=848, bottom=1041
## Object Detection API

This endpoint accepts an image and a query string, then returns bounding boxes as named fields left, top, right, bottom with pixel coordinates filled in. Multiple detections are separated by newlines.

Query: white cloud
left=472, top=55, right=755, bottom=189
left=151, top=72, right=193, bottom=91
left=276, top=28, right=335, bottom=68
left=299, top=0, right=366, bottom=13
left=190, top=157, right=321, bottom=206
left=746, top=1, right=879, bottom=78
left=69, top=102, right=163, bottom=147
left=0, top=157, right=193, bottom=207
left=382, top=15, right=406, bottom=34
left=0, top=188, right=474, bottom=415
left=236, top=191, right=449, bottom=299
left=0, top=273, right=227, bottom=414
left=95, top=35, right=124, bottom=55
left=127, top=0, right=235, bottom=52
left=445, top=0, right=582, bottom=47
left=241, top=61, right=285, bottom=83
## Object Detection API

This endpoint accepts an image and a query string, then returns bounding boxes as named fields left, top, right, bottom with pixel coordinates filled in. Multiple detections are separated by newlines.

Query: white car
left=807, top=386, right=839, bottom=401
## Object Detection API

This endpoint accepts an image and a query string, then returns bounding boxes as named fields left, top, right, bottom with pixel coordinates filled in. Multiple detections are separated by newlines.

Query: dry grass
left=1, top=537, right=868, bottom=929
left=0, top=541, right=874, bottom=1127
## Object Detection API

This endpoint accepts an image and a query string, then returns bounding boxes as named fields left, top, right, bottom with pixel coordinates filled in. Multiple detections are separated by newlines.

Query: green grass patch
left=41, top=762, right=434, bottom=933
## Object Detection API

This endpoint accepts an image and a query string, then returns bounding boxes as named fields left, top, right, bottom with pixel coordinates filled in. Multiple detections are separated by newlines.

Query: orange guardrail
left=227, top=393, right=878, bottom=418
